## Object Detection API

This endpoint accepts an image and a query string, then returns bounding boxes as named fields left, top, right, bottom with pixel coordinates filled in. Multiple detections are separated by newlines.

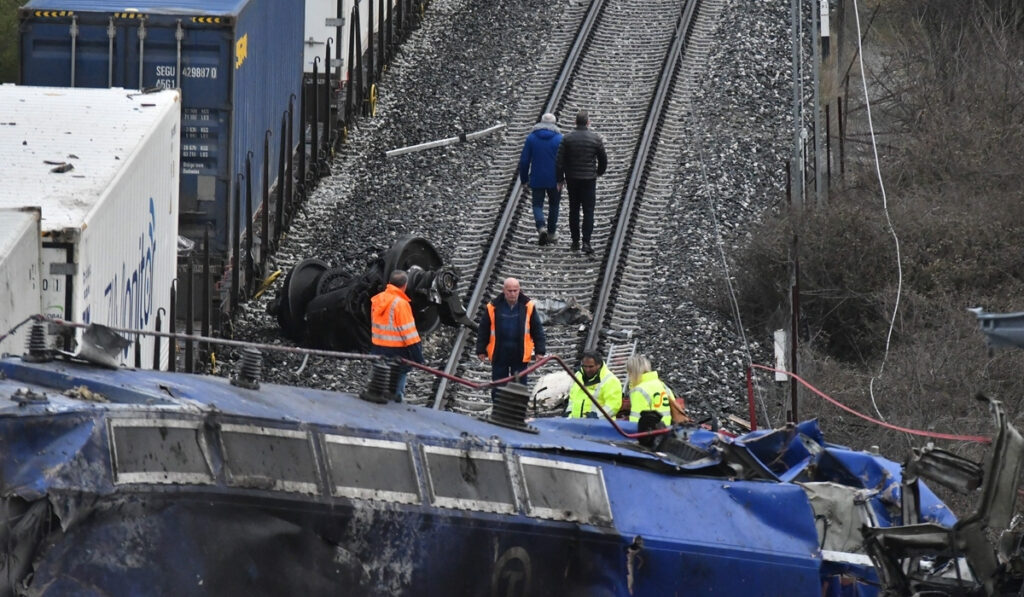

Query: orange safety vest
left=370, top=284, right=421, bottom=348
left=485, top=300, right=535, bottom=362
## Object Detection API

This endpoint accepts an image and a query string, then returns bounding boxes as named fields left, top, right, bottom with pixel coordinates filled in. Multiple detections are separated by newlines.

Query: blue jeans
left=394, top=366, right=409, bottom=400
left=531, top=187, right=560, bottom=234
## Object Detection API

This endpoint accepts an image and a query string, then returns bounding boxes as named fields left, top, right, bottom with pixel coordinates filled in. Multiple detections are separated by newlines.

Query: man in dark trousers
left=369, top=269, right=424, bottom=400
left=476, top=277, right=546, bottom=396
left=518, top=113, right=563, bottom=246
left=556, top=109, right=608, bottom=255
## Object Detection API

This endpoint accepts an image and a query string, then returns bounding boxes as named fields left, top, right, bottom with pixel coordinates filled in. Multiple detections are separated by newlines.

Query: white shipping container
left=305, top=0, right=400, bottom=78
left=0, top=85, right=180, bottom=369
left=0, top=207, right=42, bottom=357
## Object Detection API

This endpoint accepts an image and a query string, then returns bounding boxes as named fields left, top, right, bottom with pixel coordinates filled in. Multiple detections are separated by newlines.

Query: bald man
left=475, top=277, right=546, bottom=394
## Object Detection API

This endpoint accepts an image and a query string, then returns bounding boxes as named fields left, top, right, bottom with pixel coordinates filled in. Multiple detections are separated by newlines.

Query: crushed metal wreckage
left=268, top=236, right=474, bottom=351
left=1, top=320, right=1023, bottom=595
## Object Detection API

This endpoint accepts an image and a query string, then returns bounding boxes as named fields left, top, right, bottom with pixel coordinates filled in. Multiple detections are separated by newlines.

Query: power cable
left=689, top=116, right=774, bottom=429
left=853, top=0, right=904, bottom=426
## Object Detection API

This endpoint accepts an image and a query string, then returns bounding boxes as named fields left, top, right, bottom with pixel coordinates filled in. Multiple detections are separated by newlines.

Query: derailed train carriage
left=0, top=322, right=1023, bottom=595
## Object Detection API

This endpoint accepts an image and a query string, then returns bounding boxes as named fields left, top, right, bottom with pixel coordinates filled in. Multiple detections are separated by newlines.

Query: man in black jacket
left=556, top=109, right=608, bottom=255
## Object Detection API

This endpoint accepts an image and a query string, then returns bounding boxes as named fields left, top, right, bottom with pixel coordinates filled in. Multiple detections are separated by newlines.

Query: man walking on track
left=518, top=113, right=563, bottom=246
left=556, top=109, right=607, bottom=255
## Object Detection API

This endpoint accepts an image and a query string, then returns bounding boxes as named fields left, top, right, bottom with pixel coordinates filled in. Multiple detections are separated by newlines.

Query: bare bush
left=726, top=0, right=1024, bottom=497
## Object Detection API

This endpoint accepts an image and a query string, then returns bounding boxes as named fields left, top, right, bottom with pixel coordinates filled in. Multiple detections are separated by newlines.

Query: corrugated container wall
left=19, top=0, right=305, bottom=257
left=0, top=85, right=181, bottom=369
left=0, top=208, right=42, bottom=358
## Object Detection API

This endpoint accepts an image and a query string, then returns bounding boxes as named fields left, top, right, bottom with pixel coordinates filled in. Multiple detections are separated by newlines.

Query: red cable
left=406, top=354, right=672, bottom=440
left=749, top=364, right=991, bottom=444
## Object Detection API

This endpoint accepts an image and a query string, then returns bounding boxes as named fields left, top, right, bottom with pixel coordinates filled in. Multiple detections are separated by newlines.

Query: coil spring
left=231, top=347, right=262, bottom=389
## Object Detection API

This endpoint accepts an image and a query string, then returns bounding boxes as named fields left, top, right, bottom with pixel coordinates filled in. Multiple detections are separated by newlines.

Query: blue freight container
left=19, top=0, right=305, bottom=257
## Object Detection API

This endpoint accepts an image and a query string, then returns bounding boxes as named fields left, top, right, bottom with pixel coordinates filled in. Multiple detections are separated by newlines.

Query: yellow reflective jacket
left=628, top=371, right=674, bottom=426
left=566, top=364, right=622, bottom=418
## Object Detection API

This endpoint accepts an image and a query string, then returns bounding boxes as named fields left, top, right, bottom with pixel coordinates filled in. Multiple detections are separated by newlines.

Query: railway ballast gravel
left=228, top=0, right=793, bottom=426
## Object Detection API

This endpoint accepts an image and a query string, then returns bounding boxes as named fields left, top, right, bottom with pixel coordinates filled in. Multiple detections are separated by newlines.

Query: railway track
left=433, top=0, right=726, bottom=415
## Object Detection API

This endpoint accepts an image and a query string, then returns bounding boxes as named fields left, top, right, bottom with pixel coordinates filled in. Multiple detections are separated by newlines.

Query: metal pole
left=311, top=57, right=320, bottom=176
left=354, top=7, right=365, bottom=116
left=825, top=103, right=832, bottom=188
left=137, top=19, right=147, bottom=89
left=202, top=227, right=211, bottom=365
left=186, top=256, right=194, bottom=373
left=244, top=152, right=254, bottom=298
left=275, top=114, right=286, bottom=248
left=70, top=17, right=78, bottom=86
left=790, top=0, right=804, bottom=211
left=154, top=307, right=163, bottom=370
left=169, top=281, right=177, bottom=372
left=336, top=0, right=344, bottom=79
left=837, top=96, right=845, bottom=177
left=231, top=175, right=241, bottom=314
left=287, top=96, right=295, bottom=217
left=812, top=0, right=825, bottom=206
left=386, top=0, right=393, bottom=58
left=368, top=0, right=375, bottom=86
left=325, top=39, right=333, bottom=152
left=106, top=17, right=114, bottom=87
left=378, top=0, right=385, bottom=72
left=790, top=244, right=800, bottom=422
left=347, top=12, right=357, bottom=127
left=298, top=86, right=307, bottom=197
left=261, top=130, right=271, bottom=279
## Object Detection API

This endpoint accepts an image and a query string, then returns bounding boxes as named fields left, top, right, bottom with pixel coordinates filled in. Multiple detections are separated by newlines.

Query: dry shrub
left=724, top=0, right=1024, bottom=483
left=872, top=0, right=1024, bottom=189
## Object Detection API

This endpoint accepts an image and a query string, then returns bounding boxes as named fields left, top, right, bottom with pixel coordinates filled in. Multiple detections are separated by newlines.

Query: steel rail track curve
left=433, top=0, right=705, bottom=414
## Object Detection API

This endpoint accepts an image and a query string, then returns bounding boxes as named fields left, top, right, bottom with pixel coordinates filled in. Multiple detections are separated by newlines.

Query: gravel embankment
left=229, top=0, right=794, bottom=429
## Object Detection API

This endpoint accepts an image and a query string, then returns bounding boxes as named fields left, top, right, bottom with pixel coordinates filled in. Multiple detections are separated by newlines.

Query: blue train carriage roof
left=0, top=355, right=956, bottom=594
left=22, top=0, right=250, bottom=16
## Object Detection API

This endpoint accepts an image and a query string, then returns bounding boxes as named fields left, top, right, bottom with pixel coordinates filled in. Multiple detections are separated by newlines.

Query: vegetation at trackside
left=0, top=1, right=22, bottom=83
left=723, top=0, right=1024, bottom=505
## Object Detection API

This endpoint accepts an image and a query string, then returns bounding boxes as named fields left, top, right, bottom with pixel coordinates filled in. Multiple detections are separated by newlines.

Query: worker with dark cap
left=518, top=113, right=564, bottom=246
left=369, top=269, right=424, bottom=399
left=556, top=109, right=607, bottom=255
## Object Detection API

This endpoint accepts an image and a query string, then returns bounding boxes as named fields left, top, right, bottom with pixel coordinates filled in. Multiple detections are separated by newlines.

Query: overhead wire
left=852, top=0, right=905, bottom=425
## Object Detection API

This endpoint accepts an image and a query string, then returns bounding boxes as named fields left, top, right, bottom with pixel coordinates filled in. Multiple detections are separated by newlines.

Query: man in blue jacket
left=476, top=277, right=546, bottom=398
left=518, top=113, right=563, bottom=246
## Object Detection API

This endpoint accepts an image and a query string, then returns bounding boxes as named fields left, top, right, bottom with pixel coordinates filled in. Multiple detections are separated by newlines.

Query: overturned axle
left=268, top=237, right=474, bottom=351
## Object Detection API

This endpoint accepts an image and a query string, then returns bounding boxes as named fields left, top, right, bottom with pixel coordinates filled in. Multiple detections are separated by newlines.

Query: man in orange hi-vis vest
left=370, top=270, right=424, bottom=400
left=475, top=277, right=546, bottom=399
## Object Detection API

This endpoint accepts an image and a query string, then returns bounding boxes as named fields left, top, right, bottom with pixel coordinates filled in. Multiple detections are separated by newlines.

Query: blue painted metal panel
left=19, top=0, right=303, bottom=256
left=0, top=357, right=938, bottom=595
left=23, top=0, right=248, bottom=16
